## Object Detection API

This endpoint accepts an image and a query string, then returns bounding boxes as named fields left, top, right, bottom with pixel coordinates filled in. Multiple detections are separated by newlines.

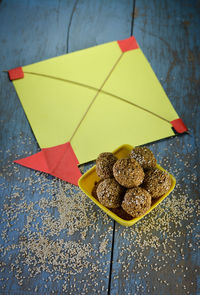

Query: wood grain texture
left=110, top=1, right=200, bottom=294
left=0, top=0, right=199, bottom=294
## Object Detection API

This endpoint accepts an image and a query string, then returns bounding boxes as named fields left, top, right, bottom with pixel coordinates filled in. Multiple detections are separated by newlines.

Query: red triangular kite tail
left=14, top=142, right=82, bottom=186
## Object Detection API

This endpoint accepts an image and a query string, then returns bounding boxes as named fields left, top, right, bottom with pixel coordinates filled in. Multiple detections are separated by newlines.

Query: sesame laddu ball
left=130, top=146, right=157, bottom=170
left=96, top=152, right=117, bottom=179
left=96, top=178, right=124, bottom=208
left=142, top=168, right=172, bottom=199
left=121, top=187, right=152, bottom=218
left=113, top=158, right=144, bottom=188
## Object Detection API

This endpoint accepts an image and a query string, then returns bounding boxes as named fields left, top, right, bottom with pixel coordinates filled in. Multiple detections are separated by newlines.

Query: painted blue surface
left=0, top=0, right=199, bottom=294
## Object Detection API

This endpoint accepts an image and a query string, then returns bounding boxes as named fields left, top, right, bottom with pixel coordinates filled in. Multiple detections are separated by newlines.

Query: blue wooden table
left=0, top=1, right=199, bottom=294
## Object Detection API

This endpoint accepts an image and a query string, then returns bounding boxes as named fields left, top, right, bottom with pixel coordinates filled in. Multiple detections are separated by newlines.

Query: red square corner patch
left=8, top=67, right=24, bottom=81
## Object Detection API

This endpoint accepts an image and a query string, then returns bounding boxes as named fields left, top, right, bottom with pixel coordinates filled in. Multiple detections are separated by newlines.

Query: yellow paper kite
left=8, top=36, right=187, bottom=185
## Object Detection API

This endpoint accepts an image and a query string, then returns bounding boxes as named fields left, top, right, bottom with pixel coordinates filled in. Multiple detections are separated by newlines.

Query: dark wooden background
left=0, top=0, right=199, bottom=294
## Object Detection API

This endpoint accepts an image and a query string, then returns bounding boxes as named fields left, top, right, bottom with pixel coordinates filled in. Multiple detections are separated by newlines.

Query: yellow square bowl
left=78, top=144, right=176, bottom=227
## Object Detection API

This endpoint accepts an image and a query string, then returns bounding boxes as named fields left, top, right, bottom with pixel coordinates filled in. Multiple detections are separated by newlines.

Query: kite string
left=23, top=71, right=98, bottom=93
left=105, top=92, right=170, bottom=124
left=22, top=70, right=171, bottom=125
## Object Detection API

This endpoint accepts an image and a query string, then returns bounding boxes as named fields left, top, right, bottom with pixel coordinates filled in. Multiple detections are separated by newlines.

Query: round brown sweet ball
left=130, top=146, right=156, bottom=170
left=121, top=187, right=152, bottom=218
left=96, top=152, right=117, bottom=179
left=96, top=178, right=124, bottom=208
left=142, top=168, right=171, bottom=199
left=113, top=158, right=144, bottom=188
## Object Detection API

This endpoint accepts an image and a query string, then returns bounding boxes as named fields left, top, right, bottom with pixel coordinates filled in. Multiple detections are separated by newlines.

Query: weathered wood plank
left=0, top=0, right=134, bottom=294
left=59, top=1, right=134, bottom=293
left=0, top=1, right=85, bottom=293
left=110, top=0, right=200, bottom=294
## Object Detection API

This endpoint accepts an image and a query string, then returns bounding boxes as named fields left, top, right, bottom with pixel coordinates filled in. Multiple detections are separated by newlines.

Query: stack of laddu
left=95, top=147, right=172, bottom=218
